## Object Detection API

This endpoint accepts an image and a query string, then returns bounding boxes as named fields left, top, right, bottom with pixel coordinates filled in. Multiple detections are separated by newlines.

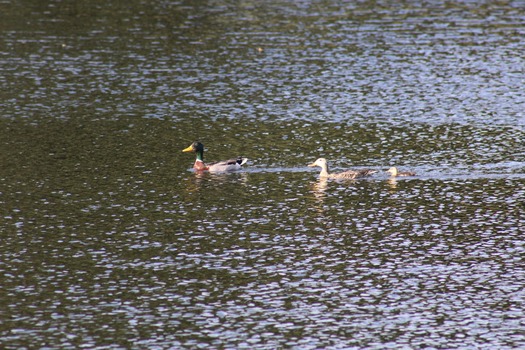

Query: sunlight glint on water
left=0, top=0, right=524, bottom=349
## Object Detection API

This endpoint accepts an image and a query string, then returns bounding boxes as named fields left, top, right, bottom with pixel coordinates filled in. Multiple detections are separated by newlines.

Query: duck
left=386, top=167, right=416, bottom=177
left=182, top=141, right=248, bottom=172
left=308, top=158, right=377, bottom=180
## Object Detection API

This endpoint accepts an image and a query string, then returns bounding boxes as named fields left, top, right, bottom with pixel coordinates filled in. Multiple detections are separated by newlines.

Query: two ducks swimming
left=183, top=141, right=416, bottom=178
left=307, top=158, right=416, bottom=179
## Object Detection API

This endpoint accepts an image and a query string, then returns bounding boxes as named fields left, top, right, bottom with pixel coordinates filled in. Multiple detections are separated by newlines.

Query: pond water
left=1, top=0, right=525, bottom=349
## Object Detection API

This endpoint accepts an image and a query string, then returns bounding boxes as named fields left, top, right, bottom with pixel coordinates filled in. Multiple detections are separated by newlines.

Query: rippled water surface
left=1, top=0, right=525, bottom=349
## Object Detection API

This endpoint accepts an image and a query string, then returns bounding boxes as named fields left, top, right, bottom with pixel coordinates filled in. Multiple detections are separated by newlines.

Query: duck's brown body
left=387, top=167, right=416, bottom=177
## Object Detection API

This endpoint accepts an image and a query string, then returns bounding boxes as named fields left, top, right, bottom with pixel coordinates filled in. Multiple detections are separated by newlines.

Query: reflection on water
left=310, top=177, right=329, bottom=200
left=386, top=177, right=399, bottom=191
left=1, top=0, right=525, bottom=349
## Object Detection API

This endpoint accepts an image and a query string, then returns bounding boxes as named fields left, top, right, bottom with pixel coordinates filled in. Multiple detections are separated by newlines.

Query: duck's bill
left=307, top=163, right=316, bottom=167
left=182, top=145, right=193, bottom=152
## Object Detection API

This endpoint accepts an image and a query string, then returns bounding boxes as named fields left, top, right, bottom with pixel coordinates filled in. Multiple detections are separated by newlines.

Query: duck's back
left=330, top=169, right=376, bottom=179
left=398, top=171, right=416, bottom=177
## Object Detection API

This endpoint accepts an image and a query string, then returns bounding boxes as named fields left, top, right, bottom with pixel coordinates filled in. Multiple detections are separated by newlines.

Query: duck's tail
left=363, top=169, right=378, bottom=176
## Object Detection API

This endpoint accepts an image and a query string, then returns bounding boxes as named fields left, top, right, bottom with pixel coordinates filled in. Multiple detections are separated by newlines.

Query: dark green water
left=1, top=0, right=524, bottom=348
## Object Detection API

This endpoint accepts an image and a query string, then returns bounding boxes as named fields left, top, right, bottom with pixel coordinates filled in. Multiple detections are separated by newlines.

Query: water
left=1, top=0, right=525, bottom=349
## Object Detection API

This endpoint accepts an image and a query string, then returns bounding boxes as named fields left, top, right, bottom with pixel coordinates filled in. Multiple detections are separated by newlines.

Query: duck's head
left=308, top=158, right=328, bottom=168
left=183, top=141, right=205, bottom=161
left=386, top=167, right=397, bottom=175
left=182, top=141, right=204, bottom=153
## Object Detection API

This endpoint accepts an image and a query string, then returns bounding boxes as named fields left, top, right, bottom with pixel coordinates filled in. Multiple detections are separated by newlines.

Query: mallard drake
left=182, top=141, right=248, bottom=172
left=308, top=158, right=377, bottom=180
left=386, top=167, right=416, bottom=177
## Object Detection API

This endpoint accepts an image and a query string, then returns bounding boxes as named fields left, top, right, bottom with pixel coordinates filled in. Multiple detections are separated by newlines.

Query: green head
left=182, top=141, right=205, bottom=161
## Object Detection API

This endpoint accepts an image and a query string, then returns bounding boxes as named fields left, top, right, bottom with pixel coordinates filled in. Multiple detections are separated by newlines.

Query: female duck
left=308, top=158, right=376, bottom=180
left=386, top=167, right=416, bottom=177
left=182, top=141, right=248, bottom=172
